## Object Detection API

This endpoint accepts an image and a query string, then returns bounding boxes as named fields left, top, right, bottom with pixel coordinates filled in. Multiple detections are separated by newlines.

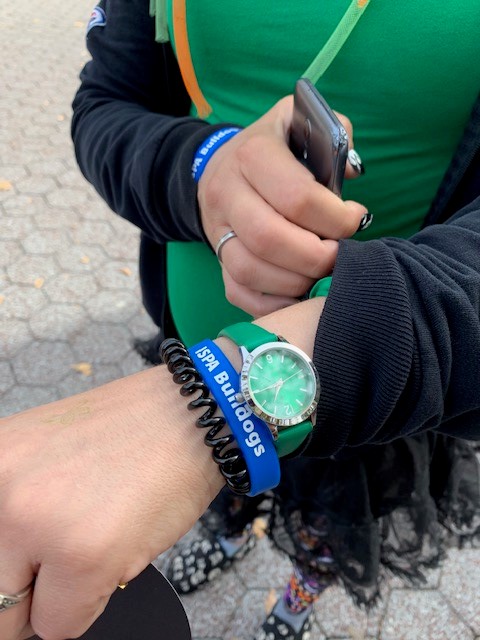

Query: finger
left=0, top=590, right=32, bottom=640
left=224, top=192, right=340, bottom=280
left=219, top=235, right=315, bottom=297
left=30, top=564, right=112, bottom=640
left=222, top=270, right=298, bottom=318
left=0, top=554, right=34, bottom=640
left=237, top=134, right=368, bottom=239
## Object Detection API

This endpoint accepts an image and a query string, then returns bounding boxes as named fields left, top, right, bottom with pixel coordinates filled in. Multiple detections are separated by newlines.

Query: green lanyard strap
left=303, top=0, right=372, bottom=84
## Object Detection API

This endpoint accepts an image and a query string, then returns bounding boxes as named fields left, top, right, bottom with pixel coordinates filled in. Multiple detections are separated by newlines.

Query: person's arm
left=0, top=298, right=324, bottom=640
left=309, top=195, right=480, bottom=457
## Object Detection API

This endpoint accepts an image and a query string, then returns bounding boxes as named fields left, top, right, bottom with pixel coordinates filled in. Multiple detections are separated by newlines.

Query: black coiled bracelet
left=160, top=338, right=251, bottom=495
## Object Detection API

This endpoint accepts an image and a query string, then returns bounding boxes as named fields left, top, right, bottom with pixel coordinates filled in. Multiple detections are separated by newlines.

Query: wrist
left=143, top=366, right=225, bottom=508
left=191, top=127, right=241, bottom=183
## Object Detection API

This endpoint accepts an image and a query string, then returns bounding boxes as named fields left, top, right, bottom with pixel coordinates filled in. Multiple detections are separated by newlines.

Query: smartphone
left=289, top=78, right=348, bottom=196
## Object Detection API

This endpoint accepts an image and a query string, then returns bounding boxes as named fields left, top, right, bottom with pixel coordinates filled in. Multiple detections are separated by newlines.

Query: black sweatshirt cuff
left=309, top=239, right=414, bottom=457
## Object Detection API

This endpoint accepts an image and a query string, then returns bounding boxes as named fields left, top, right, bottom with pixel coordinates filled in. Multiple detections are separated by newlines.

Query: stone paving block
left=21, top=125, right=57, bottom=139
left=29, top=303, right=86, bottom=341
left=0, top=239, right=22, bottom=268
left=180, top=570, right=245, bottom=639
left=58, top=168, right=90, bottom=189
left=314, top=585, right=368, bottom=639
left=43, top=272, right=99, bottom=303
left=439, top=549, right=480, bottom=635
left=381, top=590, right=474, bottom=640
left=0, top=361, right=15, bottom=395
left=94, top=260, right=139, bottom=290
left=127, top=310, right=158, bottom=341
left=0, top=319, right=32, bottom=359
left=90, top=363, right=124, bottom=387
left=12, top=340, right=76, bottom=386
left=55, top=245, right=108, bottom=274
left=31, top=113, right=66, bottom=127
left=76, top=198, right=114, bottom=221
left=0, top=285, right=47, bottom=320
left=120, top=349, right=148, bottom=377
left=102, top=230, right=141, bottom=261
left=47, top=187, right=89, bottom=208
left=68, top=219, right=115, bottom=246
left=235, top=537, right=292, bottom=590
left=85, top=289, right=140, bottom=323
left=7, top=254, right=58, bottom=284
left=71, top=322, right=132, bottom=364
left=0, top=385, right=59, bottom=419
left=0, top=164, right=29, bottom=181
left=2, top=215, right=36, bottom=240
left=18, top=137, right=52, bottom=153
left=40, top=145, right=73, bottom=161
left=15, top=175, right=58, bottom=196
left=28, top=159, right=68, bottom=177
left=21, top=228, right=70, bottom=255
left=1, top=194, right=38, bottom=215
left=56, top=372, right=96, bottom=400
left=34, top=205, right=81, bottom=229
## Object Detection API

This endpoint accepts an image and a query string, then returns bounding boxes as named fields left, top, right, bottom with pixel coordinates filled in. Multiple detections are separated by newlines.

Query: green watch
left=218, top=322, right=320, bottom=457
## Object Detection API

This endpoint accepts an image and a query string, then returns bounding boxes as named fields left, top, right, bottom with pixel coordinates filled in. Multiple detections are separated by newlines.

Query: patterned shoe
left=166, top=527, right=256, bottom=594
left=253, top=601, right=314, bottom=640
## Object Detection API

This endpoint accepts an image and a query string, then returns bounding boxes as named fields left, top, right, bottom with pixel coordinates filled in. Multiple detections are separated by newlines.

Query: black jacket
left=72, top=0, right=480, bottom=457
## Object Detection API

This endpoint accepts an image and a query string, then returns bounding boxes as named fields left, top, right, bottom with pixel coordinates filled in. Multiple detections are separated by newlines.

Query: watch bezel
left=240, top=341, right=320, bottom=428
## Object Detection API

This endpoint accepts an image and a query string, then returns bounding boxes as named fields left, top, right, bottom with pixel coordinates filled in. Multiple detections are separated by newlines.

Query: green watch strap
left=275, top=421, right=313, bottom=457
left=218, top=322, right=278, bottom=350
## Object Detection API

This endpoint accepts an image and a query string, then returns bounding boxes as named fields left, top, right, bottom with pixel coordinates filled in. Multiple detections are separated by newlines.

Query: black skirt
left=202, top=433, right=480, bottom=606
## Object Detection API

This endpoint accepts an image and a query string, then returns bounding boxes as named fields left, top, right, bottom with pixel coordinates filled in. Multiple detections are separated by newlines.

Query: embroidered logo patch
left=87, top=6, right=106, bottom=34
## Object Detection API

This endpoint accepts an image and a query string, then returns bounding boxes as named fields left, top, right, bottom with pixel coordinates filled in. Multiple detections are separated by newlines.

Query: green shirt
left=167, top=0, right=480, bottom=345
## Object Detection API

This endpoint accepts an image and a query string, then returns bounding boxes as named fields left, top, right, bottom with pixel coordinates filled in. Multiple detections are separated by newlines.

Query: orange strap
left=172, top=0, right=212, bottom=118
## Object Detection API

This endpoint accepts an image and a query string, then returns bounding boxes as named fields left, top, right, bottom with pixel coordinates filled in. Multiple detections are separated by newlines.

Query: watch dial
left=246, top=346, right=317, bottom=422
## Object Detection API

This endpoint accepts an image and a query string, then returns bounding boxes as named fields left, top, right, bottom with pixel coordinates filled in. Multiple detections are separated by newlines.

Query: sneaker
left=253, top=599, right=314, bottom=640
left=166, top=527, right=256, bottom=594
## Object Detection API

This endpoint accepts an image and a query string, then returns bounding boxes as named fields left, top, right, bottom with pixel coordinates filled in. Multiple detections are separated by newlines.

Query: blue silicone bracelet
left=189, top=339, right=281, bottom=497
left=191, top=127, right=241, bottom=183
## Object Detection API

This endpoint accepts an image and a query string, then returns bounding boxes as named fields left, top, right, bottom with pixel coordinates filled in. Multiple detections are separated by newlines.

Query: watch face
left=240, top=342, right=319, bottom=427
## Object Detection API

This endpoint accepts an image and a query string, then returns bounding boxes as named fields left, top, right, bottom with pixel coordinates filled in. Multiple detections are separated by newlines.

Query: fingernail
left=348, top=149, right=365, bottom=175
left=357, top=212, right=373, bottom=232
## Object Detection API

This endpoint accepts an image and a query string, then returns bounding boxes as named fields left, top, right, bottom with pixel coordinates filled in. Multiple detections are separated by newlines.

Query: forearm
left=71, top=0, right=231, bottom=244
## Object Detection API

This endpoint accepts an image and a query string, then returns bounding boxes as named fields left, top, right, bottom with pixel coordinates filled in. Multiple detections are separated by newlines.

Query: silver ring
left=0, top=582, right=33, bottom=613
left=215, top=230, right=237, bottom=264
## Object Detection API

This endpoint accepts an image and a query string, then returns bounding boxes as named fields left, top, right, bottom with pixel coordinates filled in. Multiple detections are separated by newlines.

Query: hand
left=197, top=96, right=367, bottom=317
left=0, top=367, right=224, bottom=640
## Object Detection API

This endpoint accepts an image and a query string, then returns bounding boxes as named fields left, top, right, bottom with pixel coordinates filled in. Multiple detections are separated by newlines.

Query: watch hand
left=274, top=384, right=281, bottom=402
left=281, top=370, right=303, bottom=384
left=254, top=380, right=283, bottom=394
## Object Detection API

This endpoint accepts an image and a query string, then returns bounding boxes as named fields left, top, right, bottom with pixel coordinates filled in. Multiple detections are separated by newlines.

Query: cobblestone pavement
left=1, top=1, right=479, bottom=639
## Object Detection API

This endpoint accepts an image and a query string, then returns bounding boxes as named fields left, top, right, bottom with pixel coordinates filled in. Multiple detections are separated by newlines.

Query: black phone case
left=289, top=78, right=348, bottom=196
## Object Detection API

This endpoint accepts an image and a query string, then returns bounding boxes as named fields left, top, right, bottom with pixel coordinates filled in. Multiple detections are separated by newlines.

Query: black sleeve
left=309, top=196, right=480, bottom=457
left=71, top=0, right=234, bottom=244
